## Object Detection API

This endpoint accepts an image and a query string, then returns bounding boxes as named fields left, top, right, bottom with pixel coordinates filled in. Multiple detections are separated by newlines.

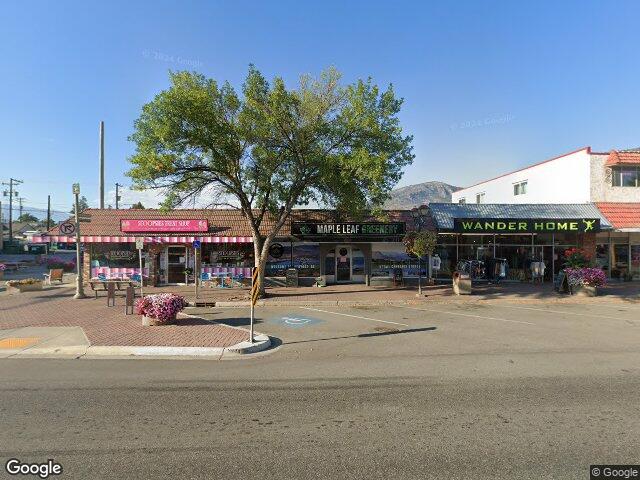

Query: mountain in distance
left=384, top=181, right=461, bottom=209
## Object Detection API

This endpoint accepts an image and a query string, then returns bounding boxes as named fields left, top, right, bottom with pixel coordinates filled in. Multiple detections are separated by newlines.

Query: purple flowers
left=0, top=264, right=6, bottom=271
left=44, top=256, right=76, bottom=272
left=135, top=293, right=187, bottom=323
left=565, top=268, right=607, bottom=288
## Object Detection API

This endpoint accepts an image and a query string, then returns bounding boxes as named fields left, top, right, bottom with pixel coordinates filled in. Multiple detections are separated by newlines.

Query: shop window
left=91, top=243, right=139, bottom=268
left=352, top=248, right=365, bottom=276
left=513, top=180, right=527, bottom=196
left=325, top=249, right=335, bottom=275
left=292, top=243, right=320, bottom=277
left=631, top=245, right=640, bottom=278
left=612, top=244, right=630, bottom=278
left=371, top=244, right=424, bottom=277
left=612, top=166, right=640, bottom=187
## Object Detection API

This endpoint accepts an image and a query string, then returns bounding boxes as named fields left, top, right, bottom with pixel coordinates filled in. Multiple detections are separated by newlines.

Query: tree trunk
left=252, top=234, right=273, bottom=298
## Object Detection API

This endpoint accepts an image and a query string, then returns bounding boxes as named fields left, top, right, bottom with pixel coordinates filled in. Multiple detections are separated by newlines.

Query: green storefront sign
left=292, top=222, right=406, bottom=237
left=453, top=218, right=601, bottom=233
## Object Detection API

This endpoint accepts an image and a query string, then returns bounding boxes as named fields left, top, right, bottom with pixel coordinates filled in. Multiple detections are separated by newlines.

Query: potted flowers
left=565, top=268, right=606, bottom=297
left=6, top=278, right=44, bottom=293
left=0, top=263, right=5, bottom=280
left=135, top=293, right=187, bottom=326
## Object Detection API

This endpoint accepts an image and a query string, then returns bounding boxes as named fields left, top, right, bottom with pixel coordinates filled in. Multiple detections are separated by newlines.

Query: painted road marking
left=397, top=305, right=535, bottom=325
left=269, top=315, right=324, bottom=328
left=300, top=307, right=409, bottom=327
left=497, top=304, right=638, bottom=322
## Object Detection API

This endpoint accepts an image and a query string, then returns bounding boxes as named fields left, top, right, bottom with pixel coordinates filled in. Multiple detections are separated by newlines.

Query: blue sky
left=2, top=0, right=640, bottom=220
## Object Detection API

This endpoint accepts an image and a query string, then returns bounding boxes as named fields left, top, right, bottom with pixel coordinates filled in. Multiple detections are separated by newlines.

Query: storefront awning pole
left=552, top=233, right=555, bottom=281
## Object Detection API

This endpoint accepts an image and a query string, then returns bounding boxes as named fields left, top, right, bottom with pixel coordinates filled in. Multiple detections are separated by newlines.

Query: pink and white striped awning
left=31, top=235, right=253, bottom=244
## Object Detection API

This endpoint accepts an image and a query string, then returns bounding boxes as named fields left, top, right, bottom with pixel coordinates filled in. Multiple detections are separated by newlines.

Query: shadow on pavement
left=283, top=326, right=436, bottom=345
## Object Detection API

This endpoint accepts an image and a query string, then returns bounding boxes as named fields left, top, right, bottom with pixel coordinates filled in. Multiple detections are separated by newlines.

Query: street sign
left=72, top=183, right=80, bottom=195
left=59, top=222, right=75, bottom=235
left=135, top=238, right=144, bottom=250
left=78, top=216, right=91, bottom=223
left=193, top=240, right=201, bottom=249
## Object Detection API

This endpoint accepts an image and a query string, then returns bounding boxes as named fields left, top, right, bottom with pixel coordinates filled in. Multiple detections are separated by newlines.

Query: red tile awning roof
left=605, top=150, right=640, bottom=167
left=34, top=208, right=418, bottom=243
left=596, top=203, right=640, bottom=230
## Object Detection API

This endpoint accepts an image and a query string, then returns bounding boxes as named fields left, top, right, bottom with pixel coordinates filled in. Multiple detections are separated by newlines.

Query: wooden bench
left=89, top=281, right=108, bottom=298
left=43, top=268, right=64, bottom=285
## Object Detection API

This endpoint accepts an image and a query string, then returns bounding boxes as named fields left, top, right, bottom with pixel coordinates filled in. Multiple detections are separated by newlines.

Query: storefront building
left=595, top=203, right=640, bottom=280
left=34, top=208, right=420, bottom=286
left=427, top=203, right=612, bottom=281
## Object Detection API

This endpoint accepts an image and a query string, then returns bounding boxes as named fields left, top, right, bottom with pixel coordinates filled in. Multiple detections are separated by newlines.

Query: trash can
left=452, top=271, right=472, bottom=295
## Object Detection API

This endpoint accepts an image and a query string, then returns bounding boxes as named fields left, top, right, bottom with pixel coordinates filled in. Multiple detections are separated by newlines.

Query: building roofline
left=455, top=146, right=592, bottom=193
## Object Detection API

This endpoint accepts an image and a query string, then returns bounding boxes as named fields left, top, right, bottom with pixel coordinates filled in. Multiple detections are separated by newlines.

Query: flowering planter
left=7, top=282, right=44, bottom=293
left=571, top=285, right=598, bottom=297
left=141, top=315, right=177, bottom=326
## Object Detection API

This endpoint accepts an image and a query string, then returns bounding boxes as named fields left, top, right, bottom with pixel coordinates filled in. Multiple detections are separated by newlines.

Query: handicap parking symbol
left=270, top=314, right=323, bottom=328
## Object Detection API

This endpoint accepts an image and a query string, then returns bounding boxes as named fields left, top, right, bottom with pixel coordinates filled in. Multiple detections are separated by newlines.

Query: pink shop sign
left=120, top=219, right=209, bottom=232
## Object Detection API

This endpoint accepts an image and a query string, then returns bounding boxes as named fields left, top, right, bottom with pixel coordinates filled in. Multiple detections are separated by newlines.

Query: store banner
left=453, top=218, right=601, bottom=233
left=120, top=219, right=209, bottom=233
left=292, top=222, right=405, bottom=237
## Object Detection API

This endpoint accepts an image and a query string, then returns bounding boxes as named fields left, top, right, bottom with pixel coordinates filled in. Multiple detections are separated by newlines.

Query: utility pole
left=73, top=183, right=86, bottom=299
left=46, top=195, right=51, bottom=230
left=0, top=200, right=3, bottom=252
left=99, top=121, right=105, bottom=209
left=2, top=178, right=23, bottom=244
left=115, top=183, right=122, bottom=209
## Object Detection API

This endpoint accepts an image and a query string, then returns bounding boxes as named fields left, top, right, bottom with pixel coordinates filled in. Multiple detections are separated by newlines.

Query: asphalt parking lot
left=193, top=301, right=640, bottom=367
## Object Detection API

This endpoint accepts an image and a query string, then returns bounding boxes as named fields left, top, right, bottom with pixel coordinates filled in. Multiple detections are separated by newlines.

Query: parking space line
left=300, top=307, right=409, bottom=327
left=497, top=304, right=637, bottom=322
left=397, top=305, right=535, bottom=325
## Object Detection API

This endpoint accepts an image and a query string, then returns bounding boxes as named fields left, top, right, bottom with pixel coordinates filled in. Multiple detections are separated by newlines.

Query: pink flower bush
left=565, top=268, right=606, bottom=288
left=135, top=293, right=187, bottom=323
left=0, top=264, right=6, bottom=271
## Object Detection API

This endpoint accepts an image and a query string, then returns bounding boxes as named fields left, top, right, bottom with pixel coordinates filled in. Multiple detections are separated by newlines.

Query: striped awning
left=31, top=235, right=253, bottom=244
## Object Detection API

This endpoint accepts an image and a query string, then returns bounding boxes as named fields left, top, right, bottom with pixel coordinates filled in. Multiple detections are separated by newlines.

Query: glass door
left=335, top=246, right=352, bottom=283
left=167, top=246, right=187, bottom=283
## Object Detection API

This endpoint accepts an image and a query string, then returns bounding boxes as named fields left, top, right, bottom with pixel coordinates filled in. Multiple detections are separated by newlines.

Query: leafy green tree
left=404, top=230, right=438, bottom=295
left=130, top=201, right=145, bottom=209
left=127, top=67, right=414, bottom=294
left=70, top=196, right=89, bottom=214
left=17, top=213, right=38, bottom=223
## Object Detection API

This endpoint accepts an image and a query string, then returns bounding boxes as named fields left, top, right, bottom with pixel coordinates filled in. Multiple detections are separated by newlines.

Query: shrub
left=6, top=278, right=43, bottom=286
left=565, top=268, right=606, bottom=288
left=563, top=248, right=591, bottom=268
left=45, top=256, right=76, bottom=272
left=135, top=293, right=187, bottom=323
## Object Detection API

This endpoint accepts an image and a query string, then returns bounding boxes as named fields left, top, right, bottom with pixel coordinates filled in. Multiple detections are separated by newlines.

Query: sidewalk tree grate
left=0, top=337, right=40, bottom=349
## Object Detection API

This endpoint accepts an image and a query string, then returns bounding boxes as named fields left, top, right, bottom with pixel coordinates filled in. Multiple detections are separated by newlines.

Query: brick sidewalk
left=0, top=287, right=247, bottom=348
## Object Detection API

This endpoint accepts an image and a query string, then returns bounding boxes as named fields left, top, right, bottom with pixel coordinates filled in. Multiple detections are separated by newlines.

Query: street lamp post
left=73, top=183, right=87, bottom=299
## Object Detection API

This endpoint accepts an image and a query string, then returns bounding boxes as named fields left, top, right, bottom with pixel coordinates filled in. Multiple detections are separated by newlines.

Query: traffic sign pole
left=136, top=238, right=144, bottom=298
left=72, top=183, right=86, bottom=299
left=193, top=240, right=201, bottom=300
left=250, top=267, right=259, bottom=343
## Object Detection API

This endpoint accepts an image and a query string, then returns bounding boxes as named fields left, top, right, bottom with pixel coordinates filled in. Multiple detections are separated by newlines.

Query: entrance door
left=335, top=246, right=352, bottom=283
left=167, top=246, right=186, bottom=283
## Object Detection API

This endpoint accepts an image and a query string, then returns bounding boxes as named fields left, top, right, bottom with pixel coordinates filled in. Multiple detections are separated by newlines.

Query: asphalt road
left=2, top=302, right=640, bottom=479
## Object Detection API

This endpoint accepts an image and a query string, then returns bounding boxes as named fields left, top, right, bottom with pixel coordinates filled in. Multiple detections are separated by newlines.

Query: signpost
left=72, top=183, right=86, bottom=299
left=135, top=237, right=144, bottom=298
left=250, top=267, right=260, bottom=343
left=59, top=222, right=76, bottom=235
left=193, top=240, right=201, bottom=299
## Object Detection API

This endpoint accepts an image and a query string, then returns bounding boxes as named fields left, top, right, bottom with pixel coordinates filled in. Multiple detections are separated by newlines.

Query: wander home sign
left=453, top=218, right=601, bottom=233
left=120, top=219, right=209, bottom=233
left=292, top=222, right=406, bottom=237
